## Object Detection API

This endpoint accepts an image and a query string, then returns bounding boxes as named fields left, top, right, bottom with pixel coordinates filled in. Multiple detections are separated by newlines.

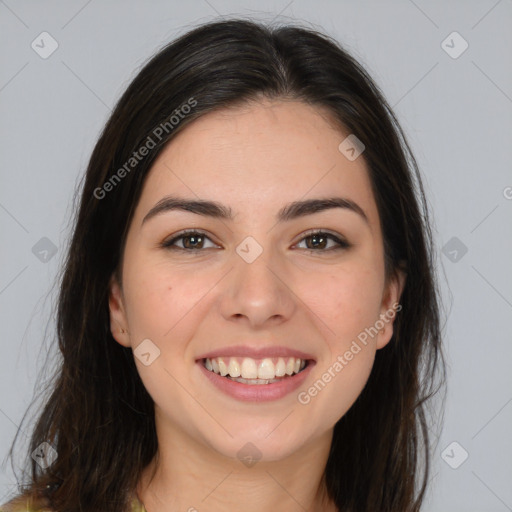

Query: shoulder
left=1, top=492, right=143, bottom=512
left=1, top=493, right=143, bottom=512
left=0, top=493, right=53, bottom=512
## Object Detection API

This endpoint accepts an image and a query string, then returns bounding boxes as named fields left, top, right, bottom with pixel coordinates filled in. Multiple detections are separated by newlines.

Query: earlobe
left=376, top=267, right=406, bottom=350
left=108, top=275, right=130, bottom=347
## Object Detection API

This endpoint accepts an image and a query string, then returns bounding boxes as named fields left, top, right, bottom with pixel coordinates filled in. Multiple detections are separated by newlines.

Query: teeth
left=218, top=359, right=228, bottom=377
left=258, top=358, right=275, bottom=380
left=228, top=358, right=241, bottom=378
left=240, top=358, right=258, bottom=379
left=227, top=376, right=280, bottom=385
left=203, top=356, right=307, bottom=380
left=275, top=357, right=286, bottom=377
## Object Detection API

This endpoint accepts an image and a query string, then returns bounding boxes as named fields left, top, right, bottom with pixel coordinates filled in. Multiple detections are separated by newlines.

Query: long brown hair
left=3, top=18, right=445, bottom=512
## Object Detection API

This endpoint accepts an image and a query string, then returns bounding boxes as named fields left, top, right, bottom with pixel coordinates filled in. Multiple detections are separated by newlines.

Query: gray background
left=1, top=1, right=511, bottom=511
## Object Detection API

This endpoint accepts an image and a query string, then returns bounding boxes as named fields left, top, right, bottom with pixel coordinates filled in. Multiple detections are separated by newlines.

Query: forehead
left=134, top=99, right=379, bottom=228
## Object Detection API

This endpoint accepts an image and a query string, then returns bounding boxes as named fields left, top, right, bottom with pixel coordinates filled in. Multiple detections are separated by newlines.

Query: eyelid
left=161, top=228, right=351, bottom=251
left=295, top=228, right=350, bottom=245
left=162, top=229, right=220, bottom=249
left=293, top=229, right=351, bottom=251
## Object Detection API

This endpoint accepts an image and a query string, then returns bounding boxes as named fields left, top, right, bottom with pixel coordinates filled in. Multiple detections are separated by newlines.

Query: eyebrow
left=141, top=195, right=369, bottom=226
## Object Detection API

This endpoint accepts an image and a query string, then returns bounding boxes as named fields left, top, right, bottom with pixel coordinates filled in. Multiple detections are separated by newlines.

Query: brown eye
left=161, top=230, right=217, bottom=251
left=296, top=231, right=350, bottom=252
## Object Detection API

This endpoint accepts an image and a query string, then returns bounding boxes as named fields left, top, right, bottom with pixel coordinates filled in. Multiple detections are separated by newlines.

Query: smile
left=197, top=355, right=315, bottom=402
left=203, top=356, right=307, bottom=384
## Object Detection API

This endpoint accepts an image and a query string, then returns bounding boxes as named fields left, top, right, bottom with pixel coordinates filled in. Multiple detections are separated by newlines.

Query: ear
left=109, top=274, right=131, bottom=348
left=376, top=266, right=406, bottom=350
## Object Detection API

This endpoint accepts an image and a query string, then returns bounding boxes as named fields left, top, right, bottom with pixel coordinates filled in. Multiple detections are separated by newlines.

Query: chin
left=202, top=423, right=315, bottom=464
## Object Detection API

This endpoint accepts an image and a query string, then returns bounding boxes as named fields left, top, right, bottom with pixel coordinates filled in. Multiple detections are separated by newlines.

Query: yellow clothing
left=0, top=492, right=147, bottom=512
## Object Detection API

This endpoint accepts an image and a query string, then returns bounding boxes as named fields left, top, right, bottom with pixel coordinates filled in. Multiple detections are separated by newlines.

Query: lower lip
left=197, top=360, right=315, bottom=402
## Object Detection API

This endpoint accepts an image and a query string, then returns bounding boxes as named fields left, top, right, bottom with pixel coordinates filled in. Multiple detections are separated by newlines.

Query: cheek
left=318, top=350, right=375, bottom=427
left=298, top=318, right=377, bottom=431
left=122, top=258, right=203, bottom=341
left=121, top=261, right=210, bottom=419
left=296, top=326, right=376, bottom=433
left=293, top=265, right=382, bottom=423
left=298, top=263, right=384, bottom=344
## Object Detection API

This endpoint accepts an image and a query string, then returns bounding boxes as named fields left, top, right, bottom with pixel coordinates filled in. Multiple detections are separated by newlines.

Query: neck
left=137, top=413, right=337, bottom=512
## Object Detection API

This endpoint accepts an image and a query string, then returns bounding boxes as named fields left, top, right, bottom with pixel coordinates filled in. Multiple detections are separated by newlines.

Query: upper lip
left=196, top=345, right=316, bottom=361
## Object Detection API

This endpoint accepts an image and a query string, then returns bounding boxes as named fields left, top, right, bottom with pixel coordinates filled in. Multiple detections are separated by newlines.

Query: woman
left=1, top=18, right=445, bottom=512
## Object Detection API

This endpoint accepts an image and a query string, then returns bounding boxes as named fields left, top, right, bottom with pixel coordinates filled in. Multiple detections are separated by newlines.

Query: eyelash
left=160, top=229, right=351, bottom=253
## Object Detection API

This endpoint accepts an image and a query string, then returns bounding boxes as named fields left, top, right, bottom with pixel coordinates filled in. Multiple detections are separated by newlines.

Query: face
left=109, top=99, right=404, bottom=461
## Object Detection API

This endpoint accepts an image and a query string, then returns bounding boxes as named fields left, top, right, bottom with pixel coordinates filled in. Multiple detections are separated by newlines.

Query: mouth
left=196, top=355, right=316, bottom=402
left=201, top=356, right=310, bottom=384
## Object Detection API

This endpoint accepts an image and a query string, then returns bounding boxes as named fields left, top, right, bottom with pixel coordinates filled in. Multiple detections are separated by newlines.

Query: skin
left=109, top=98, right=405, bottom=512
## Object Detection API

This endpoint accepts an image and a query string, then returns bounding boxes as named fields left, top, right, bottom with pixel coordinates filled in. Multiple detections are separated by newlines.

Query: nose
left=218, top=246, right=297, bottom=329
